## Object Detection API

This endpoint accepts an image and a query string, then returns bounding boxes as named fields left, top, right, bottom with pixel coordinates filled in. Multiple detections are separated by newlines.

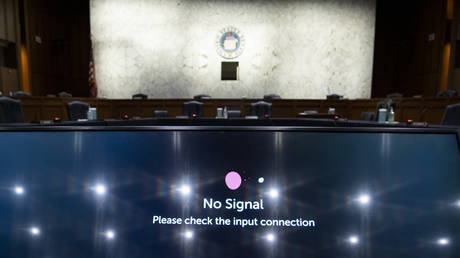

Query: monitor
left=0, top=126, right=459, bottom=258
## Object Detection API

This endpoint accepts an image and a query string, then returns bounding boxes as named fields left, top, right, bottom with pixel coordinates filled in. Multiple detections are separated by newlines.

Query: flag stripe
left=89, top=38, right=98, bottom=97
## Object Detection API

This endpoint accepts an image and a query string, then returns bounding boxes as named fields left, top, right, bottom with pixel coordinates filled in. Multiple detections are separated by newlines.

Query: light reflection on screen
left=0, top=131, right=459, bottom=258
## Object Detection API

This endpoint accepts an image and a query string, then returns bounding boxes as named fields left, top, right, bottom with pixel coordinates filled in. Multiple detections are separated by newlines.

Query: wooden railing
left=15, top=97, right=460, bottom=124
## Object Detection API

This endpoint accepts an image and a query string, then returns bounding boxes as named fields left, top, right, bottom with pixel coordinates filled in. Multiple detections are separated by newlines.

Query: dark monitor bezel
left=0, top=126, right=458, bottom=147
left=0, top=125, right=457, bottom=133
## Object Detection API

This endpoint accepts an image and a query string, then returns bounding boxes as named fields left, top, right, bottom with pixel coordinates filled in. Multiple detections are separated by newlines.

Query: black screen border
left=0, top=125, right=458, bottom=148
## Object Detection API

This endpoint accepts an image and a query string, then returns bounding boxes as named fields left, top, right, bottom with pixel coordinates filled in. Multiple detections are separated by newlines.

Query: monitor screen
left=0, top=128, right=459, bottom=258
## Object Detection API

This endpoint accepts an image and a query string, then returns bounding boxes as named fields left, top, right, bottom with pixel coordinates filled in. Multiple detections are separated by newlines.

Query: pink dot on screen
left=225, top=171, right=242, bottom=190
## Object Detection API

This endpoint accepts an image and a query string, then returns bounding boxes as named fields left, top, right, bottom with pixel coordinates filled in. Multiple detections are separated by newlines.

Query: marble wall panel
left=91, top=0, right=376, bottom=99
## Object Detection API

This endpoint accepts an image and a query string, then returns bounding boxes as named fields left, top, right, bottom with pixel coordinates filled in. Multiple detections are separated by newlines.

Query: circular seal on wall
left=216, top=27, right=245, bottom=59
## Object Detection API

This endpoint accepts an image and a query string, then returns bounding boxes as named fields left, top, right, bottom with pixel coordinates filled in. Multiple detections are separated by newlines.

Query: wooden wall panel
left=12, top=97, right=459, bottom=125
left=421, top=98, right=452, bottom=123
left=41, top=105, right=64, bottom=120
left=202, top=102, right=217, bottom=118
left=0, top=0, right=6, bottom=40
left=5, top=0, right=16, bottom=42
left=24, top=0, right=90, bottom=97
left=271, top=100, right=297, bottom=118
left=372, top=0, right=446, bottom=98
left=398, top=99, right=425, bottom=122
left=95, top=102, right=112, bottom=120
left=0, top=67, right=18, bottom=93
left=349, top=100, right=381, bottom=120
left=0, top=0, right=21, bottom=94
left=21, top=105, right=40, bottom=121
left=111, top=101, right=140, bottom=119
left=295, top=100, right=323, bottom=113
left=164, top=100, right=187, bottom=118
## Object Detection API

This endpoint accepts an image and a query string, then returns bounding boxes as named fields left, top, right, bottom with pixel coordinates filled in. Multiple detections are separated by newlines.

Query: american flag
left=89, top=38, right=98, bottom=97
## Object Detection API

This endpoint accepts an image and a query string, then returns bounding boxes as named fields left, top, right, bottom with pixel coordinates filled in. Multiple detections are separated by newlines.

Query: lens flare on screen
left=356, top=193, right=371, bottom=206
left=267, top=188, right=279, bottom=199
left=105, top=230, right=115, bottom=240
left=155, top=178, right=169, bottom=197
left=178, top=185, right=191, bottom=196
left=14, top=186, right=24, bottom=195
left=184, top=230, right=194, bottom=239
left=348, top=235, right=359, bottom=245
left=29, top=227, right=40, bottom=236
left=437, top=238, right=450, bottom=246
left=265, top=233, right=276, bottom=242
left=93, top=184, right=107, bottom=196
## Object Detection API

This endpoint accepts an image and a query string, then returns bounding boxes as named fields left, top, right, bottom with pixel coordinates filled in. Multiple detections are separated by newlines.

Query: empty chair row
left=67, top=101, right=90, bottom=121
left=132, top=93, right=282, bottom=100
left=1, top=97, right=458, bottom=125
left=63, top=100, right=460, bottom=124
left=182, top=100, right=271, bottom=119
left=65, top=101, right=171, bottom=121
left=64, top=100, right=272, bottom=120
left=4, top=91, right=458, bottom=99
left=129, top=90, right=454, bottom=100
left=0, top=97, right=24, bottom=123
left=442, top=103, right=460, bottom=125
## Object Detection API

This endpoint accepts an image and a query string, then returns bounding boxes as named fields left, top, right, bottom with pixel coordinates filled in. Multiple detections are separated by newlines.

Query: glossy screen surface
left=0, top=130, right=459, bottom=258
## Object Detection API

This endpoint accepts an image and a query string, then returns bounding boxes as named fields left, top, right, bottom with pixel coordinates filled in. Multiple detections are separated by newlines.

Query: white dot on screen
left=437, top=238, right=450, bottom=246
left=94, top=184, right=107, bottom=195
left=179, top=185, right=191, bottom=196
left=348, top=236, right=359, bottom=245
left=30, top=227, right=40, bottom=236
left=14, top=186, right=24, bottom=195
left=258, top=177, right=264, bottom=184
left=357, top=194, right=371, bottom=205
left=265, top=233, right=275, bottom=242
left=105, top=230, right=115, bottom=240
left=268, top=188, right=279, bottom=199
left=184, top=230, right=193, bottom=239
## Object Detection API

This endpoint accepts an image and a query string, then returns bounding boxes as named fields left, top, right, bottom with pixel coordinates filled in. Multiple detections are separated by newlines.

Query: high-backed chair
left=387, top=92, right=403, bottom=98
left=437, top=90, right=458, bottom=98
left=132, top=93, right=148, bottom=100
left=360, top=112, right=377, bottom=121
left=441, top=103, right=460, bottom=126
left=0, top=97, right=24, bottom=123
left=66, top=101, right=90, bottom=121
left=227, top=110, right=242, bottom=118
left=11, top=91, right=31, bottom=97
left=327, top=94, right=343, bottom=100
left=263, top=94, right=281, bottom=100
left=57, top=92, right=72, bottom=98
left=376, top=98, right=395, bottom=111
left=154, top=110, right=168, bottom=118
left=251, top=101, right=272, bottom=119
left=193, top=94, right=211, bottom=100
left=183, top=101, right=203, bottom=118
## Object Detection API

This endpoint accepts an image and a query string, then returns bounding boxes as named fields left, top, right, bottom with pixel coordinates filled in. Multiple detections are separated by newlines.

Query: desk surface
left=1, top=118, right=459, bottom=133
left=12, top=96, right=460, bottom=124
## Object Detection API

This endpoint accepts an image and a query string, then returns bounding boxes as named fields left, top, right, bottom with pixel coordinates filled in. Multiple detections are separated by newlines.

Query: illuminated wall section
left=90, top=0, right=376, bottom=99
